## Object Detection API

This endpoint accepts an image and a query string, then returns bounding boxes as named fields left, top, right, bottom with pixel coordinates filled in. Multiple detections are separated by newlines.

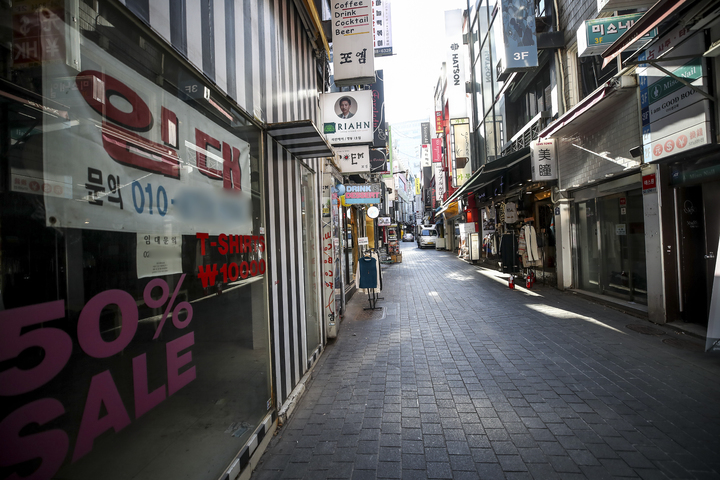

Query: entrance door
left=676, top=185, right=708, bottom=324
left=703, top=181, right=720, bottom=321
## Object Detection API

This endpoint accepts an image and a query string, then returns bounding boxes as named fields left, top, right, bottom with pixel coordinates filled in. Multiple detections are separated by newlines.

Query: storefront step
left=568, top=288, right=649, bottom=319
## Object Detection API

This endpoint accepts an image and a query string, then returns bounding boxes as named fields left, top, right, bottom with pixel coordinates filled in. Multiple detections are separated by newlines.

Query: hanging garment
left=356, top=256, right=378, bottom=289
left=524, top=224, right=540, bottom=264
left=518, top=228, right=527, bottom=265
left=500, top=234, right=518, bottom=273
left=505, top=202, right=518, bottom=224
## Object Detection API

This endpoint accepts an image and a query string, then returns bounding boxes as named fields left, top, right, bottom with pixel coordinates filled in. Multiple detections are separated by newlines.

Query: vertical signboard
left=332, top=0, right=375, bottom=85
left=370, top=148, right=388, bottom=173
left=372, top=0, right=393, bottom=57
left=12, top=0, right=67, bottom=67
left=530, top=139, right=558, bottom=181
left=371, top=70, right=387, bottom=148
left=421, top=145, right=432, bottom=167
left=431, top=138, right=443, bottom=164
left=435, top=165, right=446, bottom=202
left=638, top=28, right=710, bottom=162
left=445, top=9, right=467, bottom=118
left=435, top=111, right=444, bottom=133
left=421, top=122, right=431, bottom=145
left=496, top=0, right=538, bottom=81
left=451, top=118, right=471, bottom=187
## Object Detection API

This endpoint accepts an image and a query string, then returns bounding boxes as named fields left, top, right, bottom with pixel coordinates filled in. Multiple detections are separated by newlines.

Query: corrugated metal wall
left=124, top=0, right=325, bottom=409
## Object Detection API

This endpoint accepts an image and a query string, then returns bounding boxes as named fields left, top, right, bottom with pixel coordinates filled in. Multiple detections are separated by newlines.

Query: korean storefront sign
left=530, top=139, right=558, bottom=181
left=332, top=0, right=375, bottom=85
left=638, top=28, right=710, bottom=162
left=421, top=144, right=432, bottom=167
left=451, top=118, right=471, bottom=187
left=372, top=0, right=393, bottom=57
left=371, top=70, right=387, bottom=148
left=336, top=145, right=371, bottom=173
left=322, top=90, right=374, bottom=144
left=496, top=0, right=538, bottom=81
left=577, top=13, right=657, bottom=57
left=344, top=182, right=382, bottom=204
left=415, top=178, right=421, bottom=195
left=370, top=148, right=388, bottom=173
left=445, top=9, right=467, bottom=118
left=38, top=42, right=252, bottom=236
left=435, top=111, right=444, bottom=133
left=435, top=165, right=446, bottom=202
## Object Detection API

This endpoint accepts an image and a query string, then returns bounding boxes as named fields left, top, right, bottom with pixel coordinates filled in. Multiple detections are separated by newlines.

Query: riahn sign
left=322, top=90, right=374, bottom=144
left=495, top=0, right=538, bottom=81
left=332, top=0, right=376, bottom=85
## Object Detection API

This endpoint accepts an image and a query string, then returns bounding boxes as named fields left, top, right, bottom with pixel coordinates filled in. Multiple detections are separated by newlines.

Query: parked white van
left=417, top=225, right=438, bottom=248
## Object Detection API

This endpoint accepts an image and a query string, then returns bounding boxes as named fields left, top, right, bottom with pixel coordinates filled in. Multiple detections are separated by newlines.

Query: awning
left=266, top=120, right=335, bottom=159
left=601, top=0, right=690, bottom=68
left=539, top=77, right=636, bottom=139
left=440, top=147, right=531, bottom=208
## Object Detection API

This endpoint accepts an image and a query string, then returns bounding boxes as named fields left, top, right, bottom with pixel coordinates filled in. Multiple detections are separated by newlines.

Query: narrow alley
left=252, top=243, right=720, bottom=480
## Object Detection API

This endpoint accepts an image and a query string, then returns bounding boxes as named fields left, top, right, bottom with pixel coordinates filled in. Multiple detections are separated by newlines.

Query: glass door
left=575, top=200, right=600, bottom=293
left=301, top=166, right=321, bottom=355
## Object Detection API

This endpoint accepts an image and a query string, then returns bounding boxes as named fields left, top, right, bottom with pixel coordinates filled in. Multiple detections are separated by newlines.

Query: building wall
left=557, top=94, right=641, bottom=190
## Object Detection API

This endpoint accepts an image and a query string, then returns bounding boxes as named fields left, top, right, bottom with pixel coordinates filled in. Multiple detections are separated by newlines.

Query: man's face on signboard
left=340, top=100, right=351, bottom=115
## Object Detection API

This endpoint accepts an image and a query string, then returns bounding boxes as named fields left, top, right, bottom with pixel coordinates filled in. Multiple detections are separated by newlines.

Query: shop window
left=579, top=55, right=619, bottom=98
left=0, top=2, right=271, bottom=480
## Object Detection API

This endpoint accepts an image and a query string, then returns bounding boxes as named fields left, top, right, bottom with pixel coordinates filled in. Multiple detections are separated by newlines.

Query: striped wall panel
left=126, top=0, right=326, bottom=408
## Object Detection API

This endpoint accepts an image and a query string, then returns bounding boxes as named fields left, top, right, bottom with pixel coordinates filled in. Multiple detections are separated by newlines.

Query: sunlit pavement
left=252, top=243, right=720, bottom=479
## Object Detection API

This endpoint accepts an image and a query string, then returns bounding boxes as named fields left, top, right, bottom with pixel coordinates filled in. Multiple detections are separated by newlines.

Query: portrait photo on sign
left=335, top=96, right=357, bottom=119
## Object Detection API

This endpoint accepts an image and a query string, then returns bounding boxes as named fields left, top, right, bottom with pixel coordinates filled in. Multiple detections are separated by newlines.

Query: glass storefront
left=1, top=2, right=270, bottom=479
left=574, top=188, right=647, bottom=304
left=301, top=165, right=321, bottom=355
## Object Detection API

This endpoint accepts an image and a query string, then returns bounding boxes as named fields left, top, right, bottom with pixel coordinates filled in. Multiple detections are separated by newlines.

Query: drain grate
left=356, top=306, right=386, bottom=321
left=662, top=337, right=704, bottom=352
left=626, top=324, right=666, bottom=335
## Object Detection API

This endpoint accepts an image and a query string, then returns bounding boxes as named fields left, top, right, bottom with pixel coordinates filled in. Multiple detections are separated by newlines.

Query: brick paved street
left=252, top=243, right=720, bottom=479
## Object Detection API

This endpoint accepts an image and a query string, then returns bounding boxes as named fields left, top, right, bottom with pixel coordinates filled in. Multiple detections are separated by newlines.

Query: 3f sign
left=513, top=52, right=529, bottom=60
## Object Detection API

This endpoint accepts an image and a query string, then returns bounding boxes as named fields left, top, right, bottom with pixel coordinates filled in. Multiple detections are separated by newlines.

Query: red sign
left=619, top=197, right=626, bottom=206
left=13, top=2, right=66, bottom=67
left=431, top=138, right=443, bottom=163
left=642, top=173, right=657, bottom=192
left=435, top=111, right=443, bottom=133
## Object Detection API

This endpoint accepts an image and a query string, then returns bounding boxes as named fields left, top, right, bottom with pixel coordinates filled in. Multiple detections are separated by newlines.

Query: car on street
left=418, top=226, right=438, bottom=248
left=402, top=232, right=414, bottom=242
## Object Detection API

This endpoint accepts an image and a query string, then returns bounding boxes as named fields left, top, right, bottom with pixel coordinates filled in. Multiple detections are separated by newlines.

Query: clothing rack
left=359, top=247, right=383, bottom=310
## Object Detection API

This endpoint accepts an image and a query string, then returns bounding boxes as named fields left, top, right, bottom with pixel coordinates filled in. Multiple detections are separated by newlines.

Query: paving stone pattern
left=252, top=243, right=720, bottom=479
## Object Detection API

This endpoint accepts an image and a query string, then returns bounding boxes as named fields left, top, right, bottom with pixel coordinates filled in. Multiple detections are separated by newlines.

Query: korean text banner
left=333, top=0, right=376, bottom=85
left=445, top=9, right=467, bottom=118
left=372, top=0, right=393, bottom=57
left=432, top=138, right=443, bottom=163
left=322, top=90, right=374, bottom=145
left=40, top=41, right=252, bottom=236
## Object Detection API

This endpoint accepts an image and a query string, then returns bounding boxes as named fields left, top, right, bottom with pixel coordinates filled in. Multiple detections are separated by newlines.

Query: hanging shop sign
left=370, top=148, right=388, bottom=173
left=372, top=0, right=393, bottom=57
left=421, top=144, right=432, bottom=167
left=530, top=138, right=558, bottom=181
left=332, top=0, right=375, bottom=85
left=378, top=216, right=391, bottom=226
left=642, top=172, right=657, bottom=194
left=432, top=138, right=443, bottom=163
left=322, top=90, right=374, bottom=145
left=451, top=118, right=471, bottom=187
left=445, top=9, right=468, bottom=118
left=496, top=0, right=538, bottom=81
left=371, top=70, right=387, bottom=148
left=421, top=122, right=431, bottom=145
left=336, top=145, right=370, bottom=173
left=435, top=164, right=446, bottom=202
left=38, top=41, right=252, bottom=236
left=638, top=28, right=710, bottom=162
left=344, top=182, right=382, bottom=204
left=435, top=111, right=444, bottom=133
left=577, top=13, right=657, bottom=57
left=415, top=178, right=421, bottom=195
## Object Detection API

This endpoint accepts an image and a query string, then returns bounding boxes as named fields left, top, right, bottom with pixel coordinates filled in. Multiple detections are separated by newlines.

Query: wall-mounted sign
left=371, top=70, right=387, bottom=147
left=638, top=28, right=710, bottom=162
left=445, top=10, right=467, bottom=118
left=372, top=0, right=393, bottom=57
left=642, top=173, right=657, bottom=194
left=496, top=0, right=538, bottom=81
left=421, top=144, right=432, bottom=167
left=378, top=216, right=391, bottom=226
left=415, top=178, right=421, bottom=195
left=421, top=122, right=431, bottom=145
left=370, top=148, right=388, bottom=173
left=322, top=90, right=373, bottom=144
left=344, top=182, right=382, bottom=204
left=332, top=0, right=375, bottom=85
left=435, top=111, right=444, bottom=133
left=431, top=138, right=443, bottom=163
left=451, top=118, right=471, bottom=187
left=530, top=138, right=558, bottom=181
left=336, top=145, right=370, bottom=173
left=577, top=13, right=657, bottom=57
left=435, top=164, right=445, bottom=202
